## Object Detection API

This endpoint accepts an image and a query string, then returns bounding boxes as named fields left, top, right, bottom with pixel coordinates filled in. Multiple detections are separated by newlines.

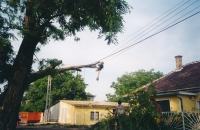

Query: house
left=141, top=56, right=200, bottom=113
left=48, top=100, right=129, bottom=125
left=86, top=93, right=96, bottom=101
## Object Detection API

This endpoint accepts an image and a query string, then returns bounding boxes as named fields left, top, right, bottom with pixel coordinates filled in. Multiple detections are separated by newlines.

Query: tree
left=91, top=86, right=170, bottom=130
left=20, top=71, right=87, bottom=112
left=0, top=0, right=131, bottom=129
left=106, top=69, right=163, bottom=102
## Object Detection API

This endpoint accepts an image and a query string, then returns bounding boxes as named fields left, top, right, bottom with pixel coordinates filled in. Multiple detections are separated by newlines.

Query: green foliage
left=92, top=86, right=170, bottom=130
left=38, top=58, right=62, bottom=70
left=106, top=69, right=163, bottom=102
left=0, top=37, right=14, bottom=83
left=90, top=113, right=117, bottom=130
left=1, top=0, right=131, bottom=45
left=128, top=87, right=160, bottom=130
left=0, top=0, right=131, bottom=129
left=20, top=71, right=87, bottom=112
left=0, top=12, right=15, bottom=83
left=0, top=0, right=131, bottom=86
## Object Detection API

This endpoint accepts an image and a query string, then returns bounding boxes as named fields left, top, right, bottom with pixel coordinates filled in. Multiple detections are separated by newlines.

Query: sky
left=6, top=0, right=200, bottom=101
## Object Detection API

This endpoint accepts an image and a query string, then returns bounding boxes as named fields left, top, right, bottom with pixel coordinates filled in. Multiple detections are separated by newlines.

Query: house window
left=90, top=112, right=99, bottom=120
left=197, top=101, right=200, bottom=110
left=157, top=100, right=170, bottom=112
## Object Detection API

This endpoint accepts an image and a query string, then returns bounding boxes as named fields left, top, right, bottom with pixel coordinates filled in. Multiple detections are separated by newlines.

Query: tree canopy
left=0, top=0, right=131, bottom=129
left=0, top=0, right=130, bottom=84
left=106, top=69, right=163, bottom=102
left=21, top=71, right=87, bottom=112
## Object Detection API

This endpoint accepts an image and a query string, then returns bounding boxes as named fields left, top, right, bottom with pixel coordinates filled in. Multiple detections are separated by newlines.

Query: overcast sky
left=8, top=0, right=200, bottom=101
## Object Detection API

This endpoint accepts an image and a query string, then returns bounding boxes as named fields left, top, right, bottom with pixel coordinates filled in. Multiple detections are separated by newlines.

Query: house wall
left=57, top=102, right=114, bottom=125
left=181, top=95, right=195, bottom=111
left=58, top=101, right=75, bottom=124
left=50, top=101, right=121, bottom=125
left=74, top=106, right=115, bottom=125
left=156, top=96, right=179, bottom=112
left=49, top=102, right=60, bottom=122
left=194, top=92, right=200, bottom=110
left=156, top=94, right=196, bottom=112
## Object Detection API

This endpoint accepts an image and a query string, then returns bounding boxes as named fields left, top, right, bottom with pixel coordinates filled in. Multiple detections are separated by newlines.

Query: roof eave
left=157, top=86, right=200, bottom=93
left=156, top=91, right=197, bottom=97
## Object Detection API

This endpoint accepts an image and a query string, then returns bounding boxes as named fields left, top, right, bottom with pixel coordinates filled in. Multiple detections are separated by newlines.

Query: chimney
left=175, top=55, right=182, bottom=70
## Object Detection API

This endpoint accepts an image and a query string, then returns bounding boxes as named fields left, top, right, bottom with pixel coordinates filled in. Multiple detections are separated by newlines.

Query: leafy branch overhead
left=0, top=0, right=131, bottom=84
left=2, top=0, right=131, bottom=44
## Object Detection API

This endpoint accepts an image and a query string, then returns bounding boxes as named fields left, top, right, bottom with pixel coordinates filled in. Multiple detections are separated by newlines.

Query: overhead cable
left=97, top=10, right=200, bottom=62
left=94, top=0, right=191, bottom=61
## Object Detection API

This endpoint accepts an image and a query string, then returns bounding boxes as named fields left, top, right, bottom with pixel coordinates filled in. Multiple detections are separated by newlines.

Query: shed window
left=90, top=112, right=99, bottom=120
left=157, top=100, right=170, bottom=112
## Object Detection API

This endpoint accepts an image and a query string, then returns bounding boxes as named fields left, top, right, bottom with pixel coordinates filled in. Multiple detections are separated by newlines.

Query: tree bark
left=28, top=61, right=99, bottom=83
left=0, top=36, right=39, bottom=130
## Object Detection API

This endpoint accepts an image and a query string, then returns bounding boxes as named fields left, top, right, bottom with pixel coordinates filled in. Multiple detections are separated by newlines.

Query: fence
left=161, top=111, right=200, bottom=130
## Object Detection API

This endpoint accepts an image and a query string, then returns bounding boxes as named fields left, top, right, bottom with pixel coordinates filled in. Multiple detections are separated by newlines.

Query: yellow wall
left=195, top=93, right=200, bottom=101
left=181, top=95, right=195, bottom=111
left=58, top=101, right=115, bottom=125
left=195, top=93, right=200, bottom=110
left=155, top=94, right=198, bottom=112
left=58, top=101, right=75, bottom=124
left=156, top=96, right=180, bottom=112
left=74, top=106, right=115, bottom=125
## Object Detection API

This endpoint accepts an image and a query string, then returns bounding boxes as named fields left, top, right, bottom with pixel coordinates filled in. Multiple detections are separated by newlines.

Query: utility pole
left=44, top=75, right=52, bottom=122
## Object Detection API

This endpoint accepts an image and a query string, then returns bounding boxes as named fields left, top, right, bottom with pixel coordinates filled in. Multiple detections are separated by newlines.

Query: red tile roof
left=154, top=61, right=200, bottom=93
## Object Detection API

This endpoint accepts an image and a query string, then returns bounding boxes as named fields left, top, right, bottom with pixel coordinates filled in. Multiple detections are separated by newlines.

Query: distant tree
left=106, top=69, right=163, bottom=102
left=0, top=0, right=131, bottom=129
left=20, top=71, right=87, bottom=112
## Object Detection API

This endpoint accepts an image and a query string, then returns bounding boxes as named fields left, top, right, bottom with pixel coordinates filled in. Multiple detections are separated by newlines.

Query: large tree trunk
left=0, top=36, right=38, bottom=130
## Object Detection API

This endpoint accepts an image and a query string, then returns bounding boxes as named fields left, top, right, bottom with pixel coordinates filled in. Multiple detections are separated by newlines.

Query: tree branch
left=28, top=61, right=100, bottom=84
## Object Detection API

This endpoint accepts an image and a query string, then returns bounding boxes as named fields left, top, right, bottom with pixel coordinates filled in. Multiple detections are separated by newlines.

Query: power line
left=97, top=10, right=200, bottom=62
left=120, top=0, right=199, bottom=50
left=101, top=2, right=200, bottom=63
left=154, top=5, right=200, bottom=37
left=94, top=0, right=191, bottom=61
left=105, top=5, right=200, bottom=63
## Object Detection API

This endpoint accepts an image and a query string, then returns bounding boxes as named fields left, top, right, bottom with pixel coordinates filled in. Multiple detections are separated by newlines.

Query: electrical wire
left=94, top=0, right=191, bottom=61
left=105, top=5, right=200, bottom=63
left=117, top=0, right=199, bottom=51
left=100, top=1, right=200, bottom=63
left=97, top=10, right=200, bottom=62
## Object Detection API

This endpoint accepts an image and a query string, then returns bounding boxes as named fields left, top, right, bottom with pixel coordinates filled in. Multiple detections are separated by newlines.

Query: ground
left=16, top=125, right=87, bottom=130
left=16, top=123, right=89, bottom=130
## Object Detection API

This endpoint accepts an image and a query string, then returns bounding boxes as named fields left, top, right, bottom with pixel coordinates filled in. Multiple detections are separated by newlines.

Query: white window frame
left=90, top=111, right=99, bottom=120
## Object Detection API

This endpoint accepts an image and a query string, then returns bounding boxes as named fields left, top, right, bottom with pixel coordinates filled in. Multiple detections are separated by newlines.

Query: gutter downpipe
left=177, top=92, right=185, bottom=130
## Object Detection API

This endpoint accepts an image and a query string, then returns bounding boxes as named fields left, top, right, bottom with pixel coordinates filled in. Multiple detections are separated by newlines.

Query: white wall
left=49, top=102, right=60, bottom=122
